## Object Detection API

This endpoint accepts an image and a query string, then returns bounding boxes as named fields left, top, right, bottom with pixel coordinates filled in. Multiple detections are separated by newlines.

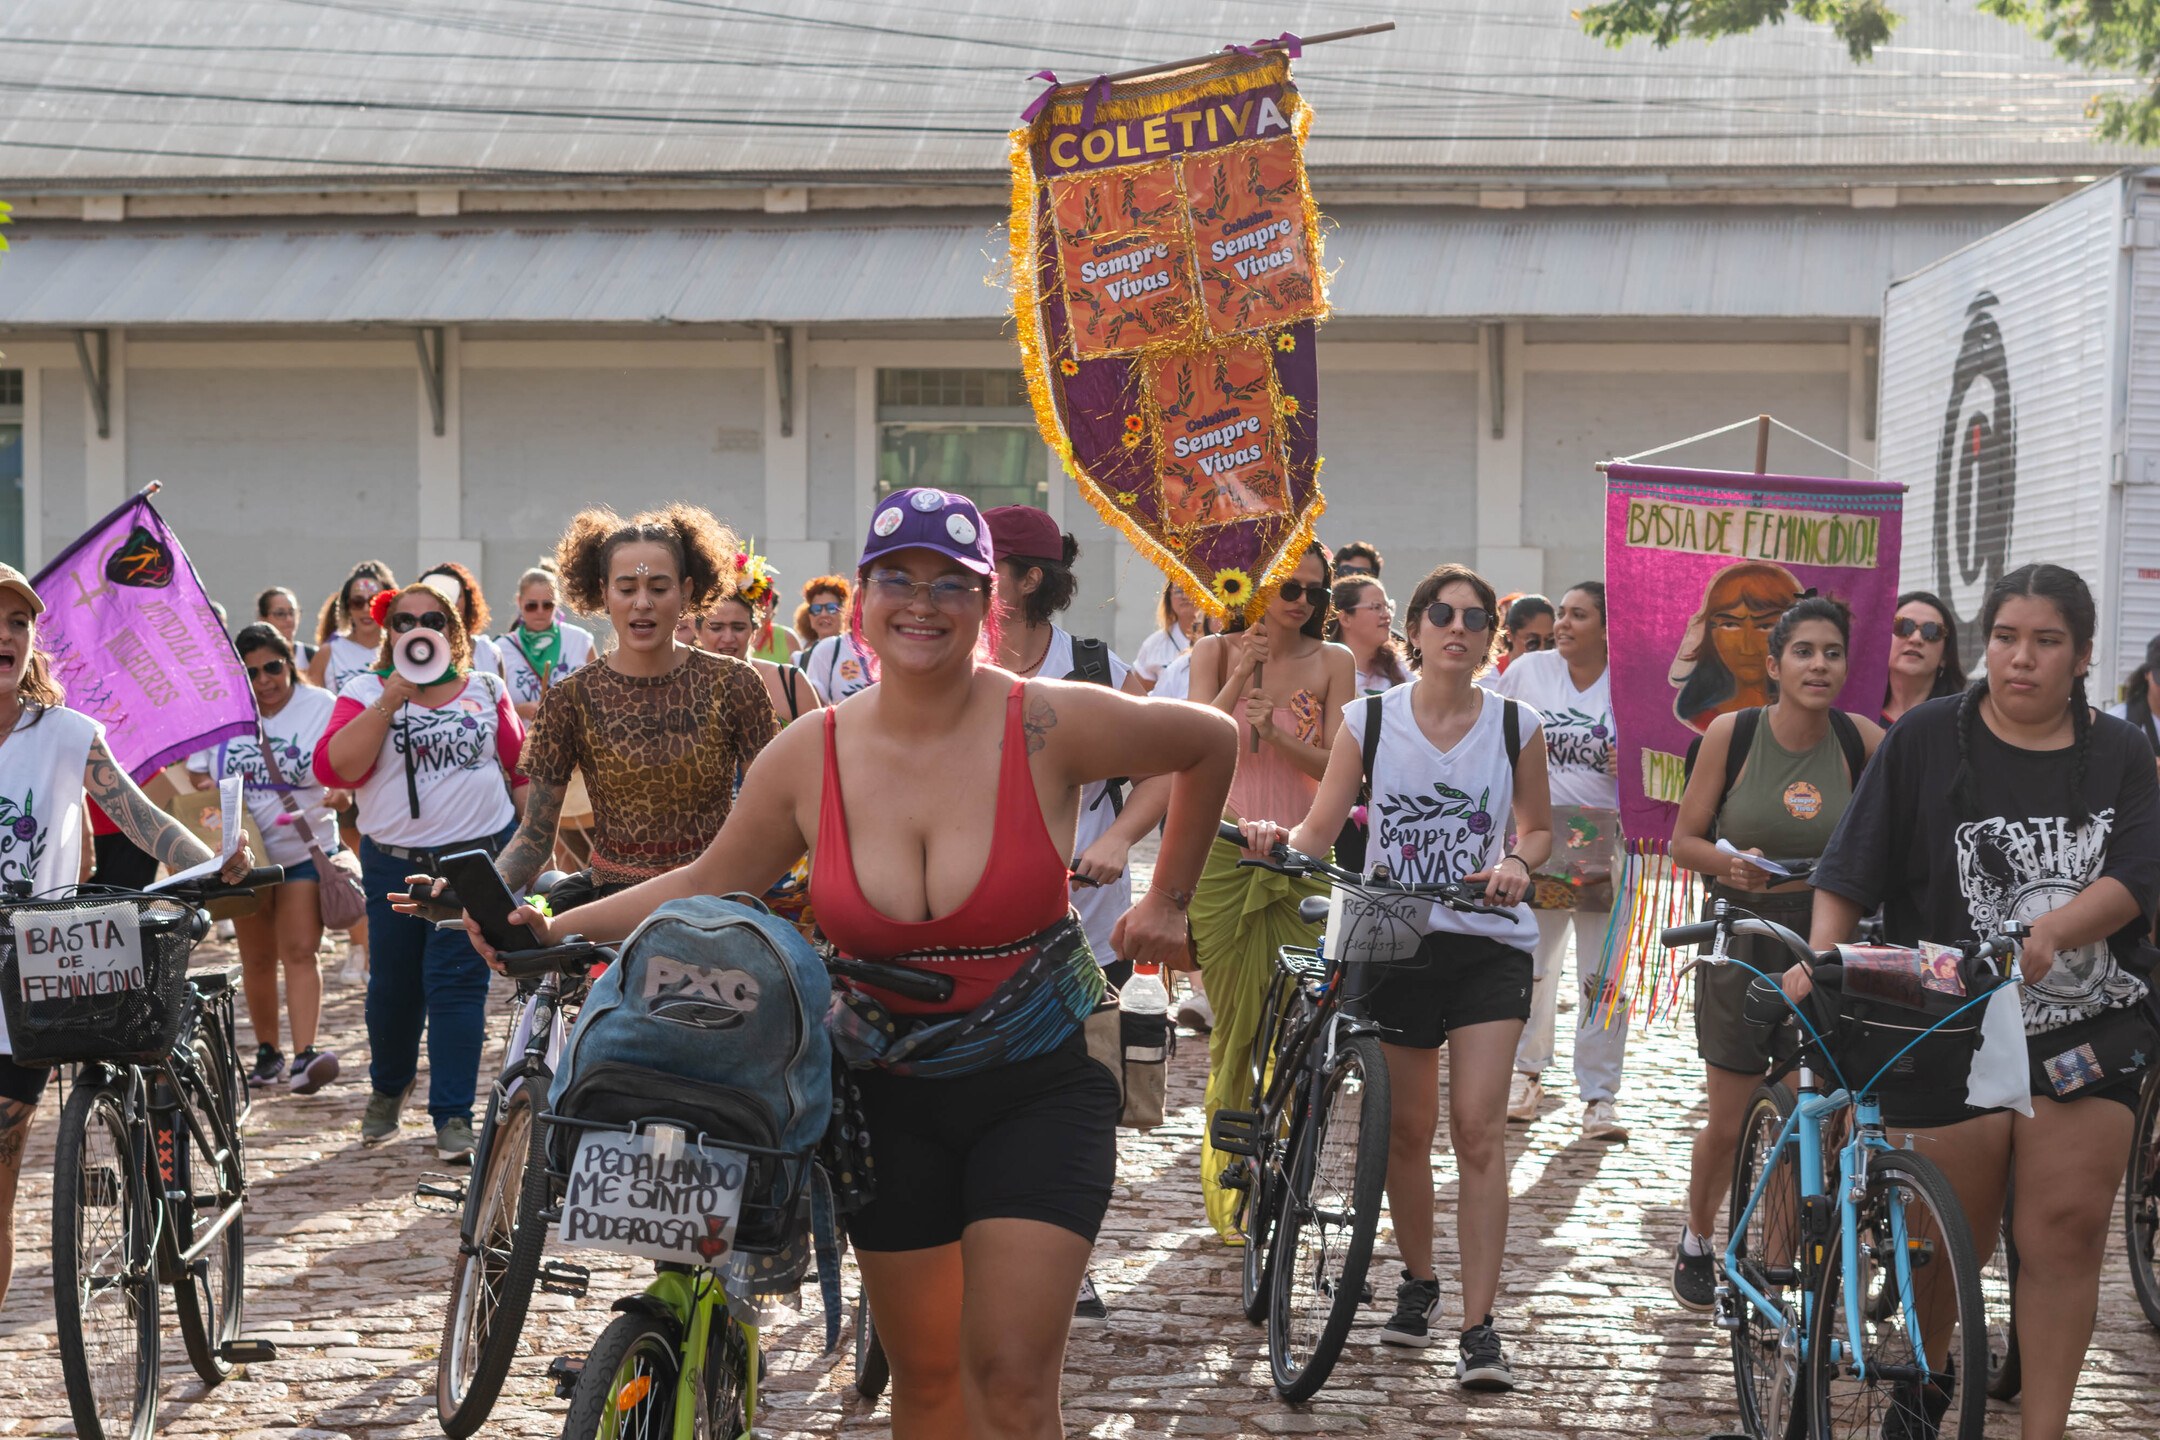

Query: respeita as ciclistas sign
left=1009, top=40, right=1331, bottom=621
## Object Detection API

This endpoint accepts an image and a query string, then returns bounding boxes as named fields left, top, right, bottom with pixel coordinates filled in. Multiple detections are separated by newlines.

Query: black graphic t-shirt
left=1814, top=694, right=2160, bottom=1034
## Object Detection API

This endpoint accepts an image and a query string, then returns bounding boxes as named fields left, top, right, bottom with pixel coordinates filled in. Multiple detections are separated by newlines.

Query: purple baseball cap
left=858, top=487, right=995, bottom=575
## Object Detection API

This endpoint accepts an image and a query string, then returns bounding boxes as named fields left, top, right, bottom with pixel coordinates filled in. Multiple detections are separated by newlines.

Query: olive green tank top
left=1714, top=710, right=1854, bottom=861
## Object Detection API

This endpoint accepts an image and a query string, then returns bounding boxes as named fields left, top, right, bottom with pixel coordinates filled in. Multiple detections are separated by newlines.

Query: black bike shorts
left=845, top=1027, right=1120, bottom=1253
left=1359, top=931, right=1534, bottom=1051
left=0, top=1053, right=53, bottom=1108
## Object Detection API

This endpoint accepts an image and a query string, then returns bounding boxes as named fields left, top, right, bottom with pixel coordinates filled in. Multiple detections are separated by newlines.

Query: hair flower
left=368, top=589, right=397, bottom=627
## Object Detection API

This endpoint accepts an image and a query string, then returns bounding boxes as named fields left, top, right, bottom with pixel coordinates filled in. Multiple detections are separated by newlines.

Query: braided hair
left=1949, top=563, right=2096, bottom=826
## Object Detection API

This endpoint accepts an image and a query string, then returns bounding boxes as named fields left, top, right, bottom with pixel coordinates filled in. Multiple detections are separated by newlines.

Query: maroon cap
left=983, top=505, right=1065, bottom=563
left=858, top=487, right=994, bottom=575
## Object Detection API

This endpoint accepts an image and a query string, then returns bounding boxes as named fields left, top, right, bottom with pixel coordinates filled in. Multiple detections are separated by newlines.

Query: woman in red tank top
left=496, top=489, right=1236, bottom=1439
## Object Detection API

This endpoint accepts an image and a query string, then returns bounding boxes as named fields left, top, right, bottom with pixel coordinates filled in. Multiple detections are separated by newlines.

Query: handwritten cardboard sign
left=556, top=1127, right=747, bottom=1269
left=12, top=902, right=146, bottom=1003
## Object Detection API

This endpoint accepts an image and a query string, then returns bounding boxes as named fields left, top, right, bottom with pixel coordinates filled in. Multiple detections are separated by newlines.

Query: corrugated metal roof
left=0, top=0, right=2143, bottom=186
left=0, top=208, right=2013, bottom=324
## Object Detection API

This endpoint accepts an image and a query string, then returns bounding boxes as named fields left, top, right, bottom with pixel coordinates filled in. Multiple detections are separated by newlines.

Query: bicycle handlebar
left=1216, top=822, right=1514, bottom=916
left=160, top=866, right=286, bottom=903
left=495, top=938, right=618, bottom=981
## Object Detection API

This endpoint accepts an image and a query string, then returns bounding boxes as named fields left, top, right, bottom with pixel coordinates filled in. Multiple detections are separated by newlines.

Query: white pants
left=1514, top=907, right=1630, bottom=1104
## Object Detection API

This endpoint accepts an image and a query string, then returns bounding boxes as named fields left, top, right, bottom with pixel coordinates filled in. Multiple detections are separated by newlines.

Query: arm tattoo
left=1024, top=695, right=1058, bottom=755
left=0, top=1098, right=34, bottom=1167
left=84, top=735, right=213, bottom=872
left=497, top=776, right=567, bottom=891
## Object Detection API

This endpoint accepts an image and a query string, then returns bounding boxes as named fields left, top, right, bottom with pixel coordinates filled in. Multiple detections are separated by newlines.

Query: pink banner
left=31, top=493, right=255, bottom=781
left=1604, top=463, right=1905, bottom=847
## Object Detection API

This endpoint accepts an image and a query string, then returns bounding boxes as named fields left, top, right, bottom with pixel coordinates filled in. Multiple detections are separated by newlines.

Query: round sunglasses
left=1420, top=601, right=1491, bottom=633
left=390, top=611, right=449, bottom=634
left=807, top=601, right=843, bottom=616
left=1893, top=617, right=1946, bottom=643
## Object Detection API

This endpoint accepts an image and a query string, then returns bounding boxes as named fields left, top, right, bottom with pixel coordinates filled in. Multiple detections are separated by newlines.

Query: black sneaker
left=1456, top=1318, right=1515, bottom=1392
left=1672, top=1233, right=1716, bottom=1313
left=249, top=1043, right=286, bottom=1088
left=1379, top=1269, right=1442, bottom=1348
left=1073, top=1272, right=1108, bottom=1326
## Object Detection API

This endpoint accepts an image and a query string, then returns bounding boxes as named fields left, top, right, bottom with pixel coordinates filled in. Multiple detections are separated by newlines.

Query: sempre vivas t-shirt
left=0, top=705, right=102, bottom=1055
left=1490, top=649, right=1617, bottom=810
left=189, top=685, right=341, bottom=869
left=1813, top=694, right=2160, bottom=1035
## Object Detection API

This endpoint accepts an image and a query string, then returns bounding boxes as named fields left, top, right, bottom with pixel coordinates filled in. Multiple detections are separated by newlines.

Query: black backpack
left=1339, top=692, right=1522, bottom=874
left=1066, top=637, right=1127, bottom=816
left=1681, top=707, right=1866, bottom=825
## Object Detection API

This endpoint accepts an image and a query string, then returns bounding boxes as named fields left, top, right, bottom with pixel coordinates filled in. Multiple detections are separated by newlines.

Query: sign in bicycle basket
left=556, top=1124, right=749, bottom=1269
left=0, top=897, right=195, bottom=1065
left=1322, top=887, right=1424, bottom=965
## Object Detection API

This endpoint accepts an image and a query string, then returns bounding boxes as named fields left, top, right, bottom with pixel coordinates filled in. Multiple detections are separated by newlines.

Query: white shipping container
left=1879, top=168, right=2160, bottom=700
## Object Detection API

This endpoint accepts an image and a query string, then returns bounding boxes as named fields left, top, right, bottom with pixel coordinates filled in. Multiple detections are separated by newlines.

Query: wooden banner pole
left=1754, top=415, right=1771, bottom=475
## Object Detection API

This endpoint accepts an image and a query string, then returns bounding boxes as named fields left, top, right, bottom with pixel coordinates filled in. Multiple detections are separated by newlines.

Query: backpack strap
left=1065, top=637, right=1125, bottom=815
left=1502, top=698, right=1522, bottom=772
left=1827, top=708, right=1865, bottom=787
left=779, top=665, right=803, bottom=720
left=1721, top=707, right=1761, bottom=808
left=1357, top=694, right=1384, bottom=804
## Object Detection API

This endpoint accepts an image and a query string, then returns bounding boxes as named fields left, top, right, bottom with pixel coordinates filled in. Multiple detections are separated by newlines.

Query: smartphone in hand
left=434, top=849, right=545, bottom=953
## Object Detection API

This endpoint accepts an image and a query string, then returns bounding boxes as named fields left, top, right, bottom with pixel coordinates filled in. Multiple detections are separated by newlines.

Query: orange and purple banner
left=1605, top=463, right=1904, bottom=846
left=1010, top=47, right=1328, bottom=620
left=32, top=493, right=254, bottom=781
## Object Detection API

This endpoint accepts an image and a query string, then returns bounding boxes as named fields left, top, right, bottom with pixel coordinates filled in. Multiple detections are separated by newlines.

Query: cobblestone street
left=5, top=927, right=2159, bottom=1439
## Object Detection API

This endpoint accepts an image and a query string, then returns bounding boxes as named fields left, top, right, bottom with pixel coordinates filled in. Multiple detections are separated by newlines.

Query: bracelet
left=1153, top=885, right=1194, bottom=912
left=1499, top=853, right=1530, bottom=875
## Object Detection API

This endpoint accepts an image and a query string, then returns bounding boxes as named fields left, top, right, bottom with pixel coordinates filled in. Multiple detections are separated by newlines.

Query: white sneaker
left=1176, top=993, right=1214, bottom=1033
left=339, top=943, right=368, bottom=985
left=1581, top=1099, right=1629, bottom=1142
left=214, top=918, right=236, bottom=941
left=1506, top=1073, right=1543, bottom=1123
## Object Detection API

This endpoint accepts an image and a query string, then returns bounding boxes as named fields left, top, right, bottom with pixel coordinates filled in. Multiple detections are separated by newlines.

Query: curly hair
left=554, top=504, right=738, bottom=617
left=371, top=583, right=474, bottom=676
left=417, top=560, right=491, bottom=637
left=999, top=533, right=1081, bottom=628
left=316, top=559, right=397, bottom=643
left=795, top=574, right=852, bottom=647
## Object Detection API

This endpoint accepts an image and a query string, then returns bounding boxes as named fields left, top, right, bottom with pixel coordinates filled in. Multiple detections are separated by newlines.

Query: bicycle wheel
left=436, top=1085, right=553, bottom=1436
left=562, top=1308, right=681, bottom=1440
left=1268, top=1032, right=1390, bottom=1403
left=2124, top=1068, right=2160, bottom=1330
left=1983, top=1202, right=2020, bottom=1401
left=1807, top=1149, right=1985, bottom=1440
left=53, top=1074, right=161, bottom=1440
left=852, top=1294, right=889, bottom=1400
left=1728, top=1084, right=1804, bottom=1440
left=1238, top=992, right=1305, bottom=1325
left=698, top=1306, right=753, bottom=1440
left=168, top=1036, right=247, bottom=1385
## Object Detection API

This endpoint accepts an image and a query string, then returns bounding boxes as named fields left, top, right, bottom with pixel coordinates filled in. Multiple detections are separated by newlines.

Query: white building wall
left=1313, top=366, right=1480, bottom=587
left=38, top=364, right=87, bottom=561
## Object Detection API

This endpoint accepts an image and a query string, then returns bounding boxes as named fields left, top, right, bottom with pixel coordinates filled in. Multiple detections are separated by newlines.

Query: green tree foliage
left=1576, top=0, right=2160, bottom=143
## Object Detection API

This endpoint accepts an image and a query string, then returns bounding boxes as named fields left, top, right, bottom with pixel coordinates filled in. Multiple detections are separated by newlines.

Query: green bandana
left=515, top=622, right=562, bottom=684
left=375, top=661, right=460, bottom=687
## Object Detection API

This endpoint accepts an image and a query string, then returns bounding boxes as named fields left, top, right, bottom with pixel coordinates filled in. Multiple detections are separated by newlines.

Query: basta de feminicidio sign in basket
left=1009, top=40, right=1331, bottom=621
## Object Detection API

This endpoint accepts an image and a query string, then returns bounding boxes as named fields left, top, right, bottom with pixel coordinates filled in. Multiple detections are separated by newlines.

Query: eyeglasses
left=1513, top=634, right=1551, bottom=651
left=807, top=601, right=843, bottom=616
left=1893, top=617, right=1946, bottom=643
left=1345, top=601, right=1394, bottom=619
left=1275, top=581, right=1326, bottom=604
left=390, top=612, right=449, bottom=634
left=245, top=660, right=288, bottom=679
left=522, top=599, right=556, bottom=613
left=1421, top=602, right=1491, bottom=633
left=867, top=571, right=986, bottom=612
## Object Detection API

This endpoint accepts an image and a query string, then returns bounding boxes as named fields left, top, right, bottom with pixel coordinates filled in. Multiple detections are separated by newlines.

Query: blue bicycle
left=1663, top=901, right=2020, bottom=1440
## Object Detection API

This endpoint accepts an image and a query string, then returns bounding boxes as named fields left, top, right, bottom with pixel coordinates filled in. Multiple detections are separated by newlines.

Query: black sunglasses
left=390, top=612, right=449, bottom=634
left=245, top=659, right=288, bottom=680
left=1514, top=633, right=1550, bottom=651
left=1893, top=617, right=1946, bottom=643
left=1275, top=581, right=1327, bottom=604
left=1422, top=602, right=1491, bottom=633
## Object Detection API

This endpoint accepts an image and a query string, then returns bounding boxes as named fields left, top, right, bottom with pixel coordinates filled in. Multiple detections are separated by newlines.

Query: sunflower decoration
left=733, top=546, right=777, bottom=607
left=1212, top=568, right=1254, bottom=611
left=1123, top=415, right=1145, bottom=434
left=1121, top=431, right=1142, bottom=450
left=1058, top=357, right=1080, bottom=376
left=1282, top=395, right=1301, bottom=417
left=1274, top=331, right=1297, bottom=353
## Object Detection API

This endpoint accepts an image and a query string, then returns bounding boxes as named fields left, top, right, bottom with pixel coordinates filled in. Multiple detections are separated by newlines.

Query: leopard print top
left=520, top=649, right=779, bottom=885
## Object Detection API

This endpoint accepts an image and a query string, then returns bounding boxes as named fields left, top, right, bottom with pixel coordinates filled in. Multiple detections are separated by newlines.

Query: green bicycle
left=562, top=1265, right=759, bottom=1440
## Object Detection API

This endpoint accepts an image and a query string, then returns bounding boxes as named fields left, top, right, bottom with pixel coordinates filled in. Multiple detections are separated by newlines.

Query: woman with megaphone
left=314, top=573, right=527, bottom=1163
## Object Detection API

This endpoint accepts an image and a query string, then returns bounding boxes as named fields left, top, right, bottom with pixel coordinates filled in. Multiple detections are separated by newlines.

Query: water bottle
left=1118, top=964, right=1171, bottom=1128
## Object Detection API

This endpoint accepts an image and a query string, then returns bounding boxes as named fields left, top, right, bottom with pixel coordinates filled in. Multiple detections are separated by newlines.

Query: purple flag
left=31, top=492, right=254, bottom=782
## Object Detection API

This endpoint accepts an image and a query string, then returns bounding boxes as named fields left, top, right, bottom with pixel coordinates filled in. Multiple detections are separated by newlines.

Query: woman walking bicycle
left=467, top=488, right=1236, bottom=1440
left=1239, top=562, right=1551, bottom=1389
left=1800, top=563, right=2160, bottom=1440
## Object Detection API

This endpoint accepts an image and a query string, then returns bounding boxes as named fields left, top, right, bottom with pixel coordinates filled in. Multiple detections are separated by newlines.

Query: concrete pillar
left=1847, top=323, right=1879, bottom=480
left=1475, top=321, right=1542, bottom=595
left=417, top=325, right=480, bottom=576
left=763, top=324, right=829, bottom=579
left=85, top=326, right=125, bottom=520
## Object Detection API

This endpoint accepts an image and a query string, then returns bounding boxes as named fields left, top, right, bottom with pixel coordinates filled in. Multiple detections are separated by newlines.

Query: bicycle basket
left=1805, top=945, right=1999, bottom=1092
left=0, top=896, right=196, bottom=1066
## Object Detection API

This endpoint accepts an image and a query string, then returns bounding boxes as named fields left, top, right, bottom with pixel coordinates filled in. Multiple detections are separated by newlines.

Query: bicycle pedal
left=540, top=1259, right=591, bottom=1297
left=1217, top=1158, right=1252, bottom=1192
left=414, top=1172, right=466, bottom=1208
left=546, top=1354, right=586, bottom=1399
left=1208, top=1108, right=1262, bottom=1157
left=218, top=1337, right=279, bottom=1364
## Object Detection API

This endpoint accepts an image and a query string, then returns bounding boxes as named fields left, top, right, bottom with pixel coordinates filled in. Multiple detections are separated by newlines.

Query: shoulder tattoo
left=1024, top=694, right=1058, bottom=756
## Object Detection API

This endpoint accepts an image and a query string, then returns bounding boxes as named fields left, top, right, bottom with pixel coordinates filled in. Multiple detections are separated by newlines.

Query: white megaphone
left=393, top=626, right=448, bottom=685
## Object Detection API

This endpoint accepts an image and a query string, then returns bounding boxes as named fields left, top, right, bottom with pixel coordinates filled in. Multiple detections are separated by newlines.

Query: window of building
left=876, top=368, right=1046, bottom=511
left=0, top=371, right=22, bottom=571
